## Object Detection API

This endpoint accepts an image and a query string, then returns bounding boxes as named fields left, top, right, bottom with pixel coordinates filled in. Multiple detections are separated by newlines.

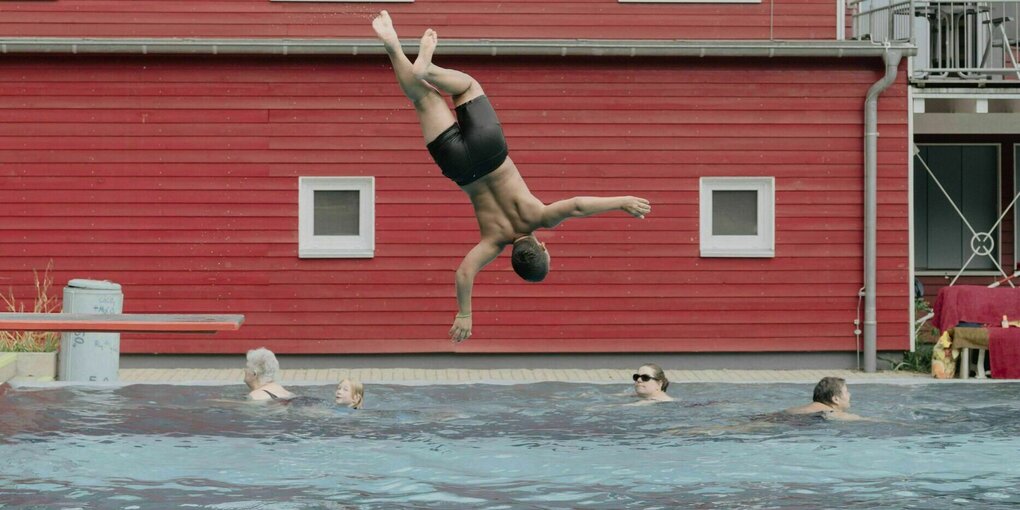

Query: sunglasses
left=632, top=374, right=659, bottom=382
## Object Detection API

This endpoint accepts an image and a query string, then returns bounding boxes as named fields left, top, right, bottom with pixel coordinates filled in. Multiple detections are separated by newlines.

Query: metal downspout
left=863, top=49, right=903, bottom=372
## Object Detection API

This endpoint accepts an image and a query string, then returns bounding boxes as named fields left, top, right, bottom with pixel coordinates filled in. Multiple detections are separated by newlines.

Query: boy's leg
left=412, top=29, right=485, bottom=107
left=372, top=11, right=455, bottom=143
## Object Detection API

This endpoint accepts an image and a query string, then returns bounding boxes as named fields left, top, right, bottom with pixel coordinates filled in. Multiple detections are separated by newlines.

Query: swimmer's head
left=812, top=377, right=849, bottom=410
left=511, top=234, right=549, bottom=282
left=336, top=378, right=364, bottom=409
left=634, top=363, right=669, bottom=397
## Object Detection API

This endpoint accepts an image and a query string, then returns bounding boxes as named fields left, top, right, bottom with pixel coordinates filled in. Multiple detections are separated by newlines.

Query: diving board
left=0, top=313, right=244, bottom=333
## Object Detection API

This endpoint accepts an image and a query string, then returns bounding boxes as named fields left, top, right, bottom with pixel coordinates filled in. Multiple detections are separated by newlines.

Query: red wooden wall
left=0, top=54, right=910, bottom=354
left=0, top=0, right=841, bottom=40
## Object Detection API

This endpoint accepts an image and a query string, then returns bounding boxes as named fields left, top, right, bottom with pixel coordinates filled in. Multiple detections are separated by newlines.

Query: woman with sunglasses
left=632, top=364, right=673, bottom=404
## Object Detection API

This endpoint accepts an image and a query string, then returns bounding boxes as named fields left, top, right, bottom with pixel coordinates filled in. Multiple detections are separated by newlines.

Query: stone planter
left=15, top=351, right=58, bottom=381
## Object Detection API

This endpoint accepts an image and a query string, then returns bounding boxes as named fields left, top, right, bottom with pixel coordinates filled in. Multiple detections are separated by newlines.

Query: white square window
left=699, top=177, right=775, bottom=258
left=272, top=1, right=410, bottom=3
left=299, top=176, right=375, bottom=258
left=619, top=0, right=760, bottom=4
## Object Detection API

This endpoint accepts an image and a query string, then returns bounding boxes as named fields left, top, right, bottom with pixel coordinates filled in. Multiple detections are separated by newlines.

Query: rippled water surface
left=1, top=381, right=1019, bottom=509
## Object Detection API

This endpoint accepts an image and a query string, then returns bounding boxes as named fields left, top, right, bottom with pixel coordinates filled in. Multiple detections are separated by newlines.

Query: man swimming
left=784, top=376, right=864, bottom=421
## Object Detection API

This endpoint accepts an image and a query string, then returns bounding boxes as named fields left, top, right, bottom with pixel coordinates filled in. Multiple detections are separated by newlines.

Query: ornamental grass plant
left=0, top=261, right=60, bottom=352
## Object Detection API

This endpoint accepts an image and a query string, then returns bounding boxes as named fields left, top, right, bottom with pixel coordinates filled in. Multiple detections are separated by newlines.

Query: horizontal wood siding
left=0, top=55, right=910, bottom=354
left=0, top=0, right=842, bottom=40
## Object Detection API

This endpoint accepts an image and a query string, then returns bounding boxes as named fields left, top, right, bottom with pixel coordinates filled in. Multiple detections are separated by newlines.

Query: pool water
left=1, top=381, right=1019, bottom=509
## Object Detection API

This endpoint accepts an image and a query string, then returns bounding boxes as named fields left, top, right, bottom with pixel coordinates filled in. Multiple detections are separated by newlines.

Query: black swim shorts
left=426, top=95, right=509, bottom=187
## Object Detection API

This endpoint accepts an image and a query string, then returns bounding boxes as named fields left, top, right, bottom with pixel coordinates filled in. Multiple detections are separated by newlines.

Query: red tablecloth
left=990, top=329, right=1020, bottom=379
left=931, top=285, right=1020, bottom=331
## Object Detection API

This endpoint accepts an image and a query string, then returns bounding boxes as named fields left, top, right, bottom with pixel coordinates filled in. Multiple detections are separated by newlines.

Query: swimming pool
left=1, top=381, right=1018, bottom=509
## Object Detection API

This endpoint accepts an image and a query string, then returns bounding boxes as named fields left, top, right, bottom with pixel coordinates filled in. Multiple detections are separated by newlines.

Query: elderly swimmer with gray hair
left=244, top=347, right=296, bottom=401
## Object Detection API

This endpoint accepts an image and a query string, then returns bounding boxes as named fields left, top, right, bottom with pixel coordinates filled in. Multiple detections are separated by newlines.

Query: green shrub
left=883, top=297, right=938, bottom=373
left=889, top=342, right=934, bottom=373
left=914, top=297, right=938, bottom=345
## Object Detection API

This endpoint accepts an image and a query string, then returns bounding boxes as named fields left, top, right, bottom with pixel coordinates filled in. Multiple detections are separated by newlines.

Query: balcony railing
left=851, top=0, right=1020, bottom=82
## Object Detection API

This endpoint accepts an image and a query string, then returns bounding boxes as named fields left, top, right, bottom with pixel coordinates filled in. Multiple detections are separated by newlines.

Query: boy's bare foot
left=412, top=28, right=438, bottom=79
left=372, top=11, right=401, bottom=52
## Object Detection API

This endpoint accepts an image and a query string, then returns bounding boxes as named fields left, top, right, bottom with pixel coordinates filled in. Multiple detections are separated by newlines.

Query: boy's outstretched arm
left=450, top=240, right=503, bottom=343
left=540, top=196, right=651, bottom=228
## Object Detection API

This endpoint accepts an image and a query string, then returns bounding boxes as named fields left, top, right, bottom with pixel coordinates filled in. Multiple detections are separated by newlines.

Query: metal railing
left=851, top=0, right=917, bottom=42
left=851, top=0, right=1020, bottom=81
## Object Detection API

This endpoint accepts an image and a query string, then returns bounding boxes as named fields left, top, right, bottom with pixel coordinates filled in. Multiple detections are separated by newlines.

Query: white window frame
left=298, top=176, right=375, bottom=258
left=273, top=1, right=410, bottom=3
left=620, top=0, right=760, bottom=4
left=699, top=177, right=775, bottom=258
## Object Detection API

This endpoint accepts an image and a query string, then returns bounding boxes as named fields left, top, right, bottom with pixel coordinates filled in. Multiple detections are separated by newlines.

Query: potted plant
left=1, top=261, right=60, bottom=381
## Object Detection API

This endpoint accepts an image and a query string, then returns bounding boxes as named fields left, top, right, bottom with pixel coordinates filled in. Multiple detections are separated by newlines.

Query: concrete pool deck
left=116, top=367, right=933, bottom=385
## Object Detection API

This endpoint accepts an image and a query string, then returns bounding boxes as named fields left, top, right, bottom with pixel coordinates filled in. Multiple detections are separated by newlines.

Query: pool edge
left=0, top=352, right=16, bottom=385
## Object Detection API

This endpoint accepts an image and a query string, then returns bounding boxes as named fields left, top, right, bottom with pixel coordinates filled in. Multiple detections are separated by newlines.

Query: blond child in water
left=335, top=379, right=364, bottom=409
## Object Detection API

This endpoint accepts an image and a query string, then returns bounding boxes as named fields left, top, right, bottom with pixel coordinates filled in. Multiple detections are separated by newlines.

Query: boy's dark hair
left=511, top=237, right=549, bottom=282
left=812, top=377, right=846, bottom=405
